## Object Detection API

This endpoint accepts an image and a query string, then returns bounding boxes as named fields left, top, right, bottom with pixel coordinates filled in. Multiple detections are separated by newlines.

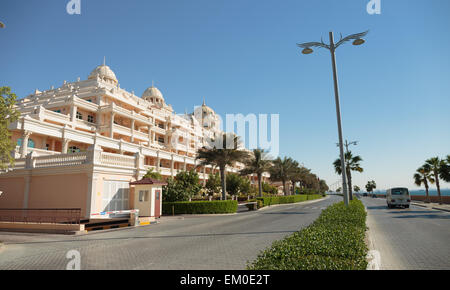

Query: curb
left=412, top=202, right=450, bottom=213
left=365, top=206, right=381, bottom=270
left=431, top=206, right=450, bottom=213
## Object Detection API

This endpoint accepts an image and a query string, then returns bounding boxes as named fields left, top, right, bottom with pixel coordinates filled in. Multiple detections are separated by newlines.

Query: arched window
left=17, top=138, right=35, bottom=148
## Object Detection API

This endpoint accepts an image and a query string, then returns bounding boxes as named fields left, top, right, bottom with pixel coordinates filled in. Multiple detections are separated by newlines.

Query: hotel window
left=87, top=115, right=94, bottom=123
left=76, top=111, right=83, bottom=120
left=17, top=138, right=35, bottom=148
left=158, top=137, right=164, bottom=143
left=53, top=109, right=61, bottom=113
left=68, top=146, right=80, bottom=153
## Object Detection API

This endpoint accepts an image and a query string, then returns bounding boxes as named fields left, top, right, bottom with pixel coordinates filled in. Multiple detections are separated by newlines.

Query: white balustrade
left=99, top=152, right=136, bottom=168
left=34, top=152, right=88, bottom=168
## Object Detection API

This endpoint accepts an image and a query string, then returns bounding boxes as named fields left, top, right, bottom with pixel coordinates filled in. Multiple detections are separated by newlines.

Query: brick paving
left=0, top=196, right=338, bottom=270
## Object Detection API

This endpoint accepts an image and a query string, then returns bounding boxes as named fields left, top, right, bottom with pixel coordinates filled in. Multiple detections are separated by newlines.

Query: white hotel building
left=0, top=64, right=267, bottom=219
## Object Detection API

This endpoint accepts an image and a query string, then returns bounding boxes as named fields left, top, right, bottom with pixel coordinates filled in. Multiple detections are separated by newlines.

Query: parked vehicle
left=386, top=187, right=411, bottom=208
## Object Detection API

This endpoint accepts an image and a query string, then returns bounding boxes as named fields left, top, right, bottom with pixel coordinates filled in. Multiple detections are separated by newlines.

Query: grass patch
left=247, top=199, right=368, bottom=270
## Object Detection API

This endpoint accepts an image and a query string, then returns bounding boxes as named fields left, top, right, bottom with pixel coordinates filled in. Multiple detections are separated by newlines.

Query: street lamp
left=297, top=30, right=368, bottom=206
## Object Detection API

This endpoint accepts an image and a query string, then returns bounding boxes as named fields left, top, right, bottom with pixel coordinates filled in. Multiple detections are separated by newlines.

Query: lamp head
left=352, top=38, right=365, bottom=46
left=302, top=48, right=313, bottom=54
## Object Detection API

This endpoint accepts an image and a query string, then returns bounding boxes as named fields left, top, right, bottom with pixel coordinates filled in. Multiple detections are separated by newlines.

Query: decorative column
left=131, top=119, right=135, bottom=143
left=147, top=125, right=152, bottom=147
left=20, top=130, right=31, bottom=158
left=70, top=105, right=78, bottom=123
left=183, top=157, right=187, bottom=171
left=62, top=138, right=70, bottom=154
left=134, top=151, right=144, bottom=180
left=110, top=112, right=115, bottom=138
left=156, top=150, right=160, bottom=173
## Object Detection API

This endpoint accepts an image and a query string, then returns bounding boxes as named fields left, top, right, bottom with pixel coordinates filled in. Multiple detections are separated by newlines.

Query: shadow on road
left=393, top=214, right=450, bottom=220
left=366, top=206, right=387, bottom=210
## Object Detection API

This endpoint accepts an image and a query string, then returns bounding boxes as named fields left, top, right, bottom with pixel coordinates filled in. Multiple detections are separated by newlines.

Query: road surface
left=362, top=196, right=450, bottom=270
left=0, top=196, right=338, bottom=270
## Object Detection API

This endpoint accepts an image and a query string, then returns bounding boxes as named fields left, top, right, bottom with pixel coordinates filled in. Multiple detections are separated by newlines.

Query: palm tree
left=333, top=151, right=363, bottom=200
left=365, top=180, right=376, bottom=195
left=414, top=164, right=435, bottom=203
left=269, top=157, right=297, bottom=195
left=240, top=149, right=272, bottom=197
left=425, top=157, right=446, bottom=204
left=196, top=133, right=250, bottom=200
left=288, top=165, right=311, bottom=194
left=439, top=155, right=450, bottom=183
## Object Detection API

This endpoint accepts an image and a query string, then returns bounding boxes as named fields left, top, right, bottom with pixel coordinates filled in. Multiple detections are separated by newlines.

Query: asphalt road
left=0, top=196, right=339, bottom=270
left=362, top=196, right=450, bottom=270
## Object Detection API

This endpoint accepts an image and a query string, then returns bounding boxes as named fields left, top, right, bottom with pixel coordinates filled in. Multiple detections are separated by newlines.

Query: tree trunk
left=435, top=171, right=442, bottom=204
left=257, top=174, right=263, bottom=198
left=282, top=180, right=287, bottom=196
left=347, top=169, right=353, bottom=201
left=425, top=180, right=430, bottom=203
left=220, top=166, right=226, bottom=200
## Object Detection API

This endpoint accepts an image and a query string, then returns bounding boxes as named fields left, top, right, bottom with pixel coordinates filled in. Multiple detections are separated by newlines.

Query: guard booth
left=129, top=178, right=167, bottom=220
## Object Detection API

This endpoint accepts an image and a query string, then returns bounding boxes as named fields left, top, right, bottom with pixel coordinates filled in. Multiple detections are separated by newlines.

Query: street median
left=247, top=199, right=368, bottom=270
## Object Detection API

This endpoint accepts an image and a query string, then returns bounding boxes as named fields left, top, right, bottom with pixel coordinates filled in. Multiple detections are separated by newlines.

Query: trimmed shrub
left=247, top=199, right=368, bottom=270
left=256, top=194, right=322, bottom=207
left=162, top=200, right=238, bottom=215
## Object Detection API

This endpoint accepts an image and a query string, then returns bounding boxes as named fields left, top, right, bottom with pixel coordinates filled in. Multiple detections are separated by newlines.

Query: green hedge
left=247, top=199, right=368, bottom=270
left=256, top=194, right=322, bottom=207
left=162, top=200, right=238, bottom=215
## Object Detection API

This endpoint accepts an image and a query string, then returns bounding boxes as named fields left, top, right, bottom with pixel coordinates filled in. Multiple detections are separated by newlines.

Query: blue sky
left=1, top=0, right=449, bottom=191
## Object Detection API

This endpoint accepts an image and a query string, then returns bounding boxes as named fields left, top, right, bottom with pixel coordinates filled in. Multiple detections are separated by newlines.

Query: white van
left=386, top=187, right=411, bottom=208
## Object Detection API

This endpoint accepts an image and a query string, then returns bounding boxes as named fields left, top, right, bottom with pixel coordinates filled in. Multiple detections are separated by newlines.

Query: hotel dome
left=88, top=64, right=118, bottom=84
left=142, top=86, right=165, bottom=105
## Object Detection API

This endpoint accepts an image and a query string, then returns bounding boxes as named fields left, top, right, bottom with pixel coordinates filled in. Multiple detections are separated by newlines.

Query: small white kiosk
left=129, top=178, right=167, bottom=222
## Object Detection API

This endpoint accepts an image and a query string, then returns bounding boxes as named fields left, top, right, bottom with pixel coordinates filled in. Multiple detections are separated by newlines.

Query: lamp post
left=297, top=30, right=368, bottom=206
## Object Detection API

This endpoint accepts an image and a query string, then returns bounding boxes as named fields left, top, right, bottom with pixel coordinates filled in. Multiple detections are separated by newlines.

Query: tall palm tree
left=414, top=164, right=435, bottom=203
left=269, top=157, right=297, bottom=195
left=240, top=149, right=272, bottom=197
left=425, top=157, right=446, bottom=204
left=196, top=133, right=250, bottom=200
left=333, top=151, right=363, bottom=200
left=439, top=155, right=450, bottom=183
